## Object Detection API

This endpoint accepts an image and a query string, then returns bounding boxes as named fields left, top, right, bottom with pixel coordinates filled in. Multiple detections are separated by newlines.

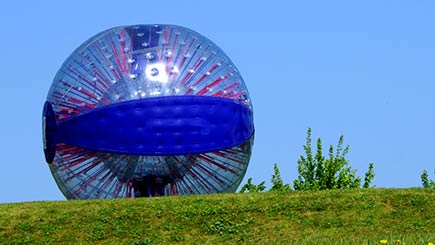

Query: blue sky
left=1, top=1, right=435, bottom=203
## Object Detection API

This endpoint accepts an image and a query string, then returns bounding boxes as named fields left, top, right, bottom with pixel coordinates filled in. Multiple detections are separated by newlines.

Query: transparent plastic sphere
left=43, top=24, right=253, bottom=199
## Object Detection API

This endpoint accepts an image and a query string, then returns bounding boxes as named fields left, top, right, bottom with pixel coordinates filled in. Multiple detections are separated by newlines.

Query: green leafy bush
left=240, top=128, right=375, bottom=192
left=293, top=128, right=374, bottom=190
left=270, top=163, right=291, bottom=193
left=239, top=178, right=266, bottom=193
left=421, top=169, right=435, bottom=188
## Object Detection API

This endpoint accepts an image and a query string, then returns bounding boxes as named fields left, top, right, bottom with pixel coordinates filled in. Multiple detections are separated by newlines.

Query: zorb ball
left=43, top=24, right=254, bottom=199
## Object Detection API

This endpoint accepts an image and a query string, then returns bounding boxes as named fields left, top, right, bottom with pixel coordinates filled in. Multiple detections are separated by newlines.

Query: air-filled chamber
left=43, top=24, right=254, bottom=199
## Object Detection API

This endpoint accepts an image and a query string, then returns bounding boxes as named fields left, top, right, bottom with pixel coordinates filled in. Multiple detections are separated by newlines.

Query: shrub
left=293, top=128, right=374, bottom=190
left=239, top=178, right=266, bottom=193
left=270, top=163, right=291, bottom=193
left=421, top=169, right=435, bottom=188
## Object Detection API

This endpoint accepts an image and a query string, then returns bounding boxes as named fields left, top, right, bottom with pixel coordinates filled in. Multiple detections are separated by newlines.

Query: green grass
left=1, top=188, right=435, bottom=244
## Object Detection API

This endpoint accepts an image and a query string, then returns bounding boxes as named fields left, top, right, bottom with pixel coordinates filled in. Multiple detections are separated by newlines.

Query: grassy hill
left=1, top=188, right=435, bottom=244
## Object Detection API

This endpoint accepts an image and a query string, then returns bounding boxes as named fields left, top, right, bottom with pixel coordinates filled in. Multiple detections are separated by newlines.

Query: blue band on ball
left=44, top=96, right=253, bottom=161
left=43, top=101, right=57, bottom=163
